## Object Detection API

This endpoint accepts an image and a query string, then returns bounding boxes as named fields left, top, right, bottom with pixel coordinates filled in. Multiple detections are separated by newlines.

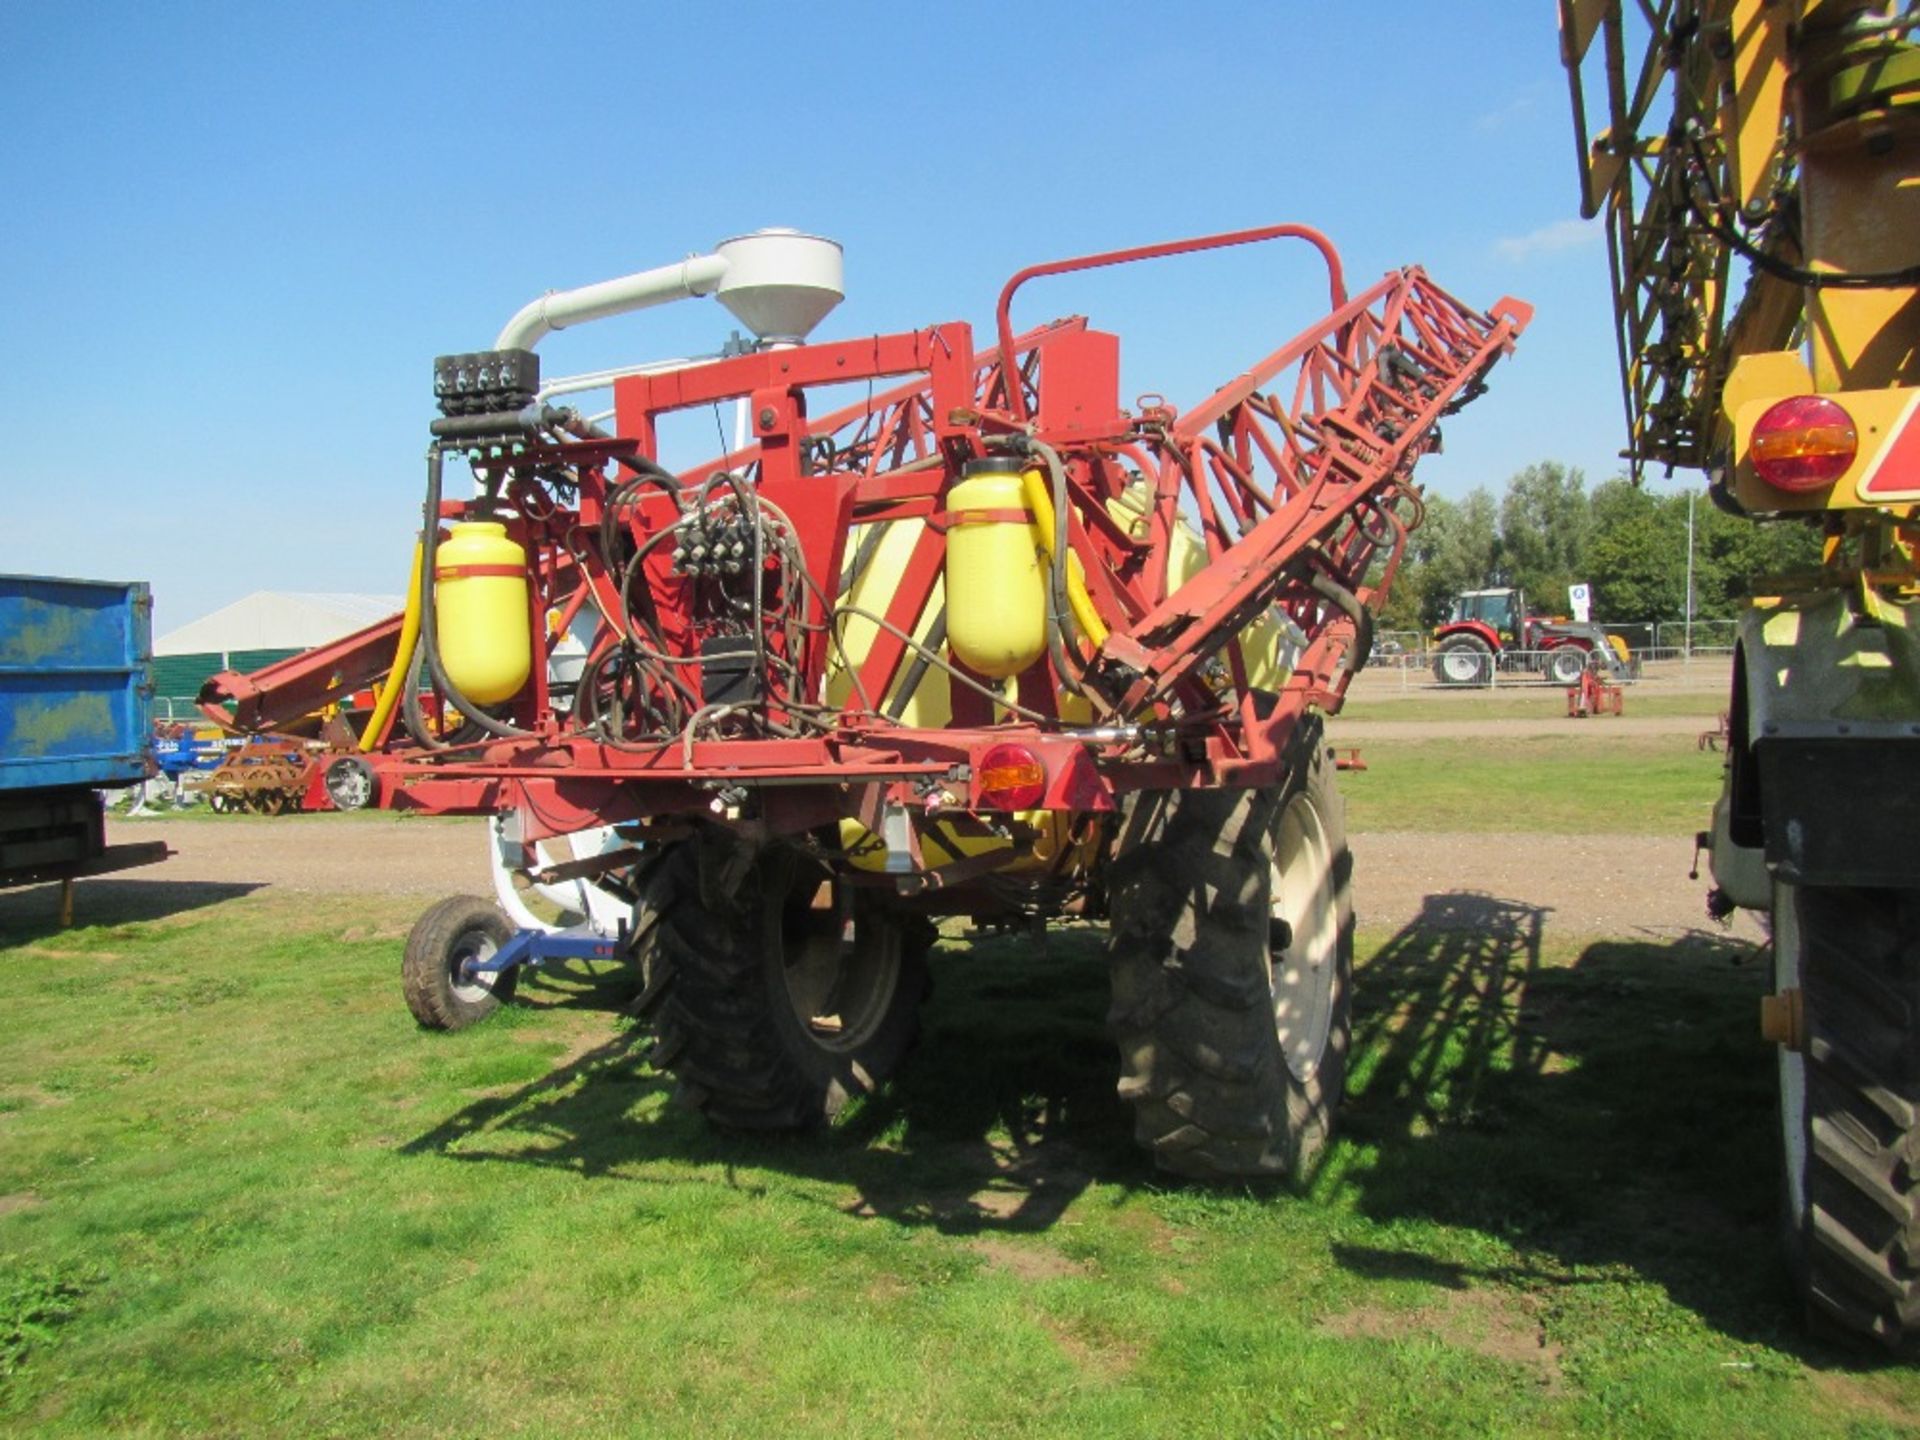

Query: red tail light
left=975, top=743, right=1047, bottom=810
left=1750, top=396, right=1857, bottom=492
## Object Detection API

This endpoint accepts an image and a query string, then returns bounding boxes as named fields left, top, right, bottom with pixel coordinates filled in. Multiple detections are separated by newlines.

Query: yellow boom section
left=1558, top=0, right=1920, bottom=519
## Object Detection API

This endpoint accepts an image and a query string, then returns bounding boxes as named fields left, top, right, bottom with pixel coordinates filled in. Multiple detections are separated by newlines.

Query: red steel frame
left=205, top=228, right=1529, bottom=857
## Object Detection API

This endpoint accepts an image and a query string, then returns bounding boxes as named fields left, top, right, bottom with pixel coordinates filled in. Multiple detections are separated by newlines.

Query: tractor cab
left=1442, top=587, right=1522, bottom=644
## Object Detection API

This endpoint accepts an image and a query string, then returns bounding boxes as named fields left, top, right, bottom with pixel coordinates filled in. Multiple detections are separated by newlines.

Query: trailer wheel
left=1432, top=634, right=1494, bottom=687
left=1108, top=716, right=1353, bottom=1180
left=652, top=846, right=933, bottom=1129
left=1544, top=646, right=1588, bottom=686
left=1773, top=881, right=1920, bottom=1348
left=402, top=894, right=520, bottom=1030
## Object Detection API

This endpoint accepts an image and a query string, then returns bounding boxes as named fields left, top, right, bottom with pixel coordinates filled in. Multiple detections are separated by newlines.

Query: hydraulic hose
left=400, top=642, right=445, bottom=750
left=359, top=541, right=424, bottom=752
left=1307, top=567, right=1372, bottom=678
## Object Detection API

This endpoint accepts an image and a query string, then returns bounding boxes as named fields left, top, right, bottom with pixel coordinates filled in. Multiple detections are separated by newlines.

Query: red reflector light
left=976, top=743, right=1047, bottom=810
left=1750, top=396, right=1857, bottom=492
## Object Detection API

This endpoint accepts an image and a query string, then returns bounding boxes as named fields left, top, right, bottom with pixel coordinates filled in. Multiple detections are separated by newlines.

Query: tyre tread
left=1793, top=885, right=1920, bottom=1348
left=1107, top=719, right=1353, bottom=1181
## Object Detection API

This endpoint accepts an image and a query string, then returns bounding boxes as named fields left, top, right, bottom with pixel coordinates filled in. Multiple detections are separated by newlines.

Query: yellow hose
left=1019, top=468, right=1109, bottom=647
left=359, top=541, right=424, bottom=752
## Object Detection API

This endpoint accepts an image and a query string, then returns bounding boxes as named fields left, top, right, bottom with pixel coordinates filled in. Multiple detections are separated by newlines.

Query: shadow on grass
left=0, top=878, right=264, bottom=944
left=1327, top=890, right=1805, bottom=1351
left=402, top=886, right=1812, bottom=1347
left=403, top=923, right=1148, bottom=1233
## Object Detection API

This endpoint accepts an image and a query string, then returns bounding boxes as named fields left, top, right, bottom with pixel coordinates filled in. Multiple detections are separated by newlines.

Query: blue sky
left=1, top=1, right=1635, bottom=634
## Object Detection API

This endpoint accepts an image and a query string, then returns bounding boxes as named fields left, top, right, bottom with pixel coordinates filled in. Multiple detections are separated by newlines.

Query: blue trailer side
left=0, top=575, right=155, bottom=790
left=0, top=575, right=169, bottom=894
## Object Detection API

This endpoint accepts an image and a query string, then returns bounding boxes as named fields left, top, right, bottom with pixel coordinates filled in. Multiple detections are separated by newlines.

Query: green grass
left=0, top=888, right=1913, bottom=1437
left=1341, top=735, right=1724, bottom=834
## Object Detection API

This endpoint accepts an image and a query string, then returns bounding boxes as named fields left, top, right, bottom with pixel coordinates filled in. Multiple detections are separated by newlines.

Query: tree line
left=1374, top=461, right=1823, bottom=632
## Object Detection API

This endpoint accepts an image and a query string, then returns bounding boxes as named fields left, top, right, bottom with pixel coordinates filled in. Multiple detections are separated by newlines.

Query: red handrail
left=993, top=223, right=1348, bottom=421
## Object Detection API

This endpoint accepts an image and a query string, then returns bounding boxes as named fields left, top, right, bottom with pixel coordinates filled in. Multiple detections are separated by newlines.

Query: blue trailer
left=0, top=575, right=170, bottom=904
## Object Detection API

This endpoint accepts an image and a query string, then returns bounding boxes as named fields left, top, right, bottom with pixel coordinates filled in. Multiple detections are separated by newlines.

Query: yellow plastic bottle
left=434, top=521, right=531, bottom=704
left=945, top=459, right=1047, bottom=679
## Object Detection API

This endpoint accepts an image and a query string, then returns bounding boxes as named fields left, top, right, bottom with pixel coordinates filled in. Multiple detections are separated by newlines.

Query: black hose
left=400, top=641, right=443, bottom=750
left=1307, top=567, right=1372, bottom=678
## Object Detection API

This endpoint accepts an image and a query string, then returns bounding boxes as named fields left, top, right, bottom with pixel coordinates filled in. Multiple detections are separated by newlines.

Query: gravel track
left=1330, top=715, right=1715, bottom=742
left=36, top=809, right=1758, bottom=947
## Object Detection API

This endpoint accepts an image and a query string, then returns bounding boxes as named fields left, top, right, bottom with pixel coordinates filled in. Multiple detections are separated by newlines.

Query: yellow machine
left=1561, top=0, right=1920, bottom=1346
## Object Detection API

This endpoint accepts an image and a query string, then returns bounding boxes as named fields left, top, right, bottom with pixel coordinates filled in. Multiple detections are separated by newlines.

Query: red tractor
left=1429, top=585, right=1630, bottom=686
left=203, top=223, right=1527, bottom=1180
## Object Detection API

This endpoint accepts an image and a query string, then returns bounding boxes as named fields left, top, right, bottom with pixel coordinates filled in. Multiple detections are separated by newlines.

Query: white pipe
left=495, top=253, right=730, bottom=352
left=536, top=355, right=716, bottom=401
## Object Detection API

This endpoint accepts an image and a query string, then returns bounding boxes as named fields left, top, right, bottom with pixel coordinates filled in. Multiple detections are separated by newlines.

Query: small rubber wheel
left=1543, top=647, right=1588, bottom=685
left=403, top=894, right=519, bottom=1030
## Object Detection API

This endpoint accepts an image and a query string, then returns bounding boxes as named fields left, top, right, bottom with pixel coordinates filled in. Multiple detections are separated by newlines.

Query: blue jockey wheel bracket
left=459, top=925, right=625, bottom=982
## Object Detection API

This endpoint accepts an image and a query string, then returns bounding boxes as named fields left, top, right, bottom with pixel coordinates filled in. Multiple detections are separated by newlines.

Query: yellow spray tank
left=944, top=458, right=1048, bottom=679
left=828, top=520, right=953, bottom=727
left=1108, top=478, right=1290, bottom=694
left=434, top=521, right=531, bottom=705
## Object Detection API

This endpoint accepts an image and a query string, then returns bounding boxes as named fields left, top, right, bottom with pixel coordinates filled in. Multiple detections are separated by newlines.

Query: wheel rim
left=781, top=902, right=902, bottom=1054
left=1270, top=792, right=1339, bottom=1082
left=1440, top=648, right=1482, bottom=683
left=449, top=927, right=503, bottom=1005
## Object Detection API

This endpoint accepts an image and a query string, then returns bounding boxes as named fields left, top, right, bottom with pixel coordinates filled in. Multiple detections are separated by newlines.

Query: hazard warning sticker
left=1857, top=392, right=1920, bottom=501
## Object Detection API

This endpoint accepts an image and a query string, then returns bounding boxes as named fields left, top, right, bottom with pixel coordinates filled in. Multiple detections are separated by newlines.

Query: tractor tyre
left=1543, top=646, right=1589, bottom=686
left=652, top=845, right=934, bottom=1129
left=402, top=894, right=520, bottom=1030
left=1107, top=716, right=1354, bottom=1180
left=1432, top=634, right=1495, bottom=687
left=622, top=844, right=685, bottom=1023
left=1773, top=881, right=1920, bottom=1349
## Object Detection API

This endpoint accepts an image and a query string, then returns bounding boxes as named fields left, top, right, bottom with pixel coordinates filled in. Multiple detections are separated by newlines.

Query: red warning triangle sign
left=1858, top=393, right=1920, bottom=501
